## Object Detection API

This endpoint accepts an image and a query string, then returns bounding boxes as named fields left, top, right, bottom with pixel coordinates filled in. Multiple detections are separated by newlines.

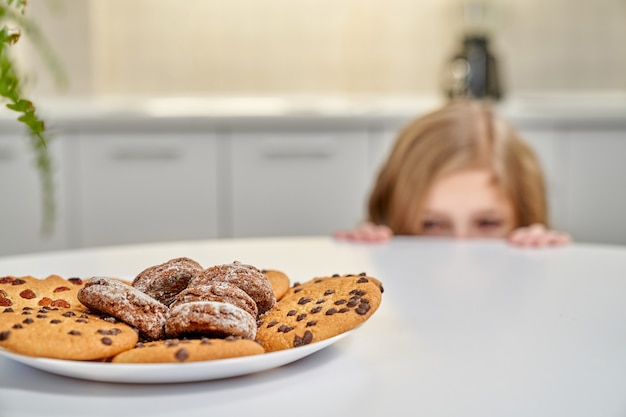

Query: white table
left=1, top=236, right=626, bottom=417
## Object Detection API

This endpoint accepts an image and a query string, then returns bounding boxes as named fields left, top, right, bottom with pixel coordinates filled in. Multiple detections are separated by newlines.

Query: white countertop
left=1, top=236, right=626, bottom=417
left=2, top=92, right=626, bottom=130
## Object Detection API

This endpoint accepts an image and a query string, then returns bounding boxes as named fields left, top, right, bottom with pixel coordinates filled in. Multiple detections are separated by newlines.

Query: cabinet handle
left=261, top=138, right=336, bottom=159
left=110, top=146, right=182, bottom=161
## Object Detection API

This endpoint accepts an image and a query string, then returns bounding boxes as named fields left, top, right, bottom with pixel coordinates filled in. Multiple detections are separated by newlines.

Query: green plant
left=0, top=0, right=65, bottom=235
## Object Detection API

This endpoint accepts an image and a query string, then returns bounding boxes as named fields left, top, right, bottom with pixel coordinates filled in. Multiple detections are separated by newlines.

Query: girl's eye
left=423, top=220, right=446, bottom=230
left=477, top=219, right=502, bottom=229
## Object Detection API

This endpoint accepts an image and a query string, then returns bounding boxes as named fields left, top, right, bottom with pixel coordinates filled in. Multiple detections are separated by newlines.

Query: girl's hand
left=333, top=222, right=393, bottom=242
left=508, top=223, right=571, bottom=247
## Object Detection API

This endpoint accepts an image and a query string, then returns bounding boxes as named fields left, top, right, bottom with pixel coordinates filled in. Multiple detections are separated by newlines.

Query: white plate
left=0, top=330, right=353, bottom=384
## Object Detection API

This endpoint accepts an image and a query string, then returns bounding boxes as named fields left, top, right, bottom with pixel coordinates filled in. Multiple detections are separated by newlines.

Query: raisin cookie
left=0, top=275, right=87, bottom=311
left=256, top=273, right=384, bottom=352
left=0, top=307, right=138, bottom=360
left=111, top=336, right=264, bottom=363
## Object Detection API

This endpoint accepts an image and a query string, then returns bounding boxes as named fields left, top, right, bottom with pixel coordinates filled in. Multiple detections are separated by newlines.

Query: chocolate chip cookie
left=256, top=273, right=384, bottom=352
left=0, top=307, right=138, bottom=360
left=112, top=336, right=264, bottom=363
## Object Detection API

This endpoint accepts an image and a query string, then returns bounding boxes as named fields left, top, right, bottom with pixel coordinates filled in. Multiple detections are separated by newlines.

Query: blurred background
left=1, top=0, right=626, bottom=255
left=21, top=0, right=626, bottom=97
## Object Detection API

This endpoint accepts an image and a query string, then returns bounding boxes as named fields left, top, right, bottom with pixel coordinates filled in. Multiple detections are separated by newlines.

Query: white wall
left=20, top=0, right=626, bottom=98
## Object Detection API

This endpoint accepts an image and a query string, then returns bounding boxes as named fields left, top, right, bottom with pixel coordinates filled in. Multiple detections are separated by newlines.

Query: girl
left=334, top=99, right=570, bottom=247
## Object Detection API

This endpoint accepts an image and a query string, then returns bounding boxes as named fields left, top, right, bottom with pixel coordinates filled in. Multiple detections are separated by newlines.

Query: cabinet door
left=517, top=127, right=567, bottom=232
left=228, top=129, right=369, bottom=237
left=367, top=125, right=403, bottom=180
left=76, top=132, right=218, bottom=247
left=0, top=134, right=69, bottom=255
left=562, top=129, right=626, bottom=245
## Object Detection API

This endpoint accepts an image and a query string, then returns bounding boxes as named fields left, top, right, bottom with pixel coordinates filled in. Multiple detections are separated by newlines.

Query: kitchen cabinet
left=366, top=123, right=404, bottom=179
left=515, top=126, right=568, bottom=233
left=561, top=128, right=626, bottom=245
left=0, top=134, right=69, bottom=256
left=518, top=124, right=626, bottom=245
left=226, top=127, right=370, bottom=237
left=4, top=96, right=626, bottom=255
left=72, top=130, right=219, bottom=247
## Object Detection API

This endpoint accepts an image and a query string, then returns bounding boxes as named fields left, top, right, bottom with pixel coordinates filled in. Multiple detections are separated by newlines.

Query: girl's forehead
left=424, top=169, right=512, bottom=210
left=433, top=167, right=500, bottom=187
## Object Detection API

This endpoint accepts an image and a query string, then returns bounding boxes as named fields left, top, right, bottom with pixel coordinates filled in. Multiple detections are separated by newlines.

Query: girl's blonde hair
left=368, top=99, right=548, bottom=235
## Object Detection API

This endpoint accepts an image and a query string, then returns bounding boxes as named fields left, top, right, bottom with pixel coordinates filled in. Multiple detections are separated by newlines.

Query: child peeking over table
left=334, top=99, right=570, bottom=247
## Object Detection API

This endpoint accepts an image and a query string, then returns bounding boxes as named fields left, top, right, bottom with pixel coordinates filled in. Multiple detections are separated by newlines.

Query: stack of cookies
left=0, top=258, right=384, bottom=364
left=78, top=258, right=277, bottom=342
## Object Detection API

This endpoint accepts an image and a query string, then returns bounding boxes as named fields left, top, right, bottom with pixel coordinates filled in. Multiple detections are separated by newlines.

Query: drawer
left=227, top=129, right=370, bottom=237
left=76, top=132, right=219, bottom=247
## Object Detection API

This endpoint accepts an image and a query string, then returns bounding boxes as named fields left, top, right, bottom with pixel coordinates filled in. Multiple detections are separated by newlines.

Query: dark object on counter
left=444, top=35, right=502, bottom=101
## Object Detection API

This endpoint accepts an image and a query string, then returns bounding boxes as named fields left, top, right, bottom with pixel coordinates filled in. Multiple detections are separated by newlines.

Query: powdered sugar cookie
left=190, top=261, right=276, bottom=315
left=170, top=283, right=258, bottom=319
left=78, top=277, right=169, bottom=341
left=165, top=301, right=257, bottom=340
left=132, top=257, right=203, bottom=306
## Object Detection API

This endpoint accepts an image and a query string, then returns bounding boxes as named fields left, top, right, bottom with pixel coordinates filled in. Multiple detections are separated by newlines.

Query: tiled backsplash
left=21, top=0, right=626, bottom=98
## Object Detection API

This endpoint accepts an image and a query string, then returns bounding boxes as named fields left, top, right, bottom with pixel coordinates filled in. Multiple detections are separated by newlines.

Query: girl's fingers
left=334, top=224, right=393, bottom=242
left=509, top=224, right=571, bottom=247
